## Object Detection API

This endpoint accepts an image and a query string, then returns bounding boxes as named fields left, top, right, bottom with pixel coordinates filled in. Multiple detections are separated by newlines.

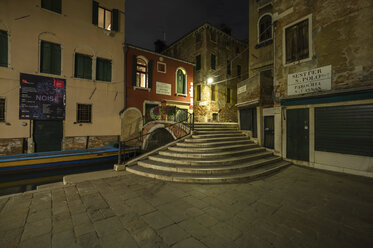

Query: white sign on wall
left=156, top=81, right=171, bottom=96
left=237, top=85, right=246, bottom=95
left=287, top=65, right=332, bottom=96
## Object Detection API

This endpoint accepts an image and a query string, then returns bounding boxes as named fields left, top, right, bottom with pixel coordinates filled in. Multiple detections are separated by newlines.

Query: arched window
left=176, top=68, right=186, bottom=95
left=136, top=57, right=148, bottom=88
left=259, top=14, right=272, bottom=42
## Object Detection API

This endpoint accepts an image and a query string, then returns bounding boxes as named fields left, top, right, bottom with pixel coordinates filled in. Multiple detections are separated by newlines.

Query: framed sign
left=19, top=73, right=66, bottom=120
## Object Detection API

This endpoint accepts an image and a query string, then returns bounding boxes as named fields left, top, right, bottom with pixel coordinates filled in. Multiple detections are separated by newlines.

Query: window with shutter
left=0, top=30, right=8, bottom=67
left=176, top=68, right=186, bottom=94
left=0, top=98, right=5, bottom=122
left=96, top=57, right=112, bottom=82
left=285, top=17, right=310, bottom=64
left=211, top=54, right=216, bottom=70
left=40, top=41, right=61, bottom=75
left=92, top=1, right=119, bottom=32
left=75, top=53, right=92, bottom=79
left=196, top=55, right=201, bottom=71
left=258, top=14, right=272, bottom=42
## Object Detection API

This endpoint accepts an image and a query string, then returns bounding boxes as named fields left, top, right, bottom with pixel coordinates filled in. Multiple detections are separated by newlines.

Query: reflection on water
left=0, top=162, right=115, bottom=196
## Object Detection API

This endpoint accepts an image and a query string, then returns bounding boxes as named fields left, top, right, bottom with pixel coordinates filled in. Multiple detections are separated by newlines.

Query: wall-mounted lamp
left=207, top=77, right=214, bottom=84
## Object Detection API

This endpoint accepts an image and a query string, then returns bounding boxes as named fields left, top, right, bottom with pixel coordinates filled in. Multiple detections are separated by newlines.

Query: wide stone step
left=178, top=139, right=253, bottom=147
left=148, top=151, right=273, bottom=166
left=190, top=133, right=247, bottom=139
left=194, top=130, right=242, bottom=135
left=194, top=127, right=238, bottom=132
left=158, top=147, right=265, bottom=159
left=126, top=161, right=291, bottom=183
left=137, top=156, right=282, bottom=174
left=169, top=143, right=258, bottom=152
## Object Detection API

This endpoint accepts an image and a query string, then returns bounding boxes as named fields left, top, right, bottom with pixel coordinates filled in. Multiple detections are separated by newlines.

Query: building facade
left=162, top=23, right=249, bottom=123
left=0, top=0, right=125, bottom=155
left=240, top=0, right=373, bottom=177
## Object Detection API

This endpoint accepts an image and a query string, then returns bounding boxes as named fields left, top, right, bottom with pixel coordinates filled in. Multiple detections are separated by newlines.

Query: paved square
left=0, top=165, right=372, bottom=247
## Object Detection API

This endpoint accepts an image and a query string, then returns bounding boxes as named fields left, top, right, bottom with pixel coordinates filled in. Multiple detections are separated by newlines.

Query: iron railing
left=117, top=112, right=194, bottom=165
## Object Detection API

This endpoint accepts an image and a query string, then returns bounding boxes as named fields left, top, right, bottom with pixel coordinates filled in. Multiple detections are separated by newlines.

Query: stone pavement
left=0, top=165, right=373, bottom=248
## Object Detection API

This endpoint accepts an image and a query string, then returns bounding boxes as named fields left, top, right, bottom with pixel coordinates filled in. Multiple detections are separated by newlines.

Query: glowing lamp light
left=207, top=77, right=214, bottom=84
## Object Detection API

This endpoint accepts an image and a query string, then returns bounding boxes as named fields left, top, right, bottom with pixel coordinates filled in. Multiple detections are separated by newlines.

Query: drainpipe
left=119, top=2, right=127, bottom=115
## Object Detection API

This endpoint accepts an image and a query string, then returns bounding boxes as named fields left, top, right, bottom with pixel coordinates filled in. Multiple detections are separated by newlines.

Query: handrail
left=117, top=111, right=194, bottom=165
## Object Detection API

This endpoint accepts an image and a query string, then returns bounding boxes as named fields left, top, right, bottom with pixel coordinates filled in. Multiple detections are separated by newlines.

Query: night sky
left=125, top=0, right=249, bottom=51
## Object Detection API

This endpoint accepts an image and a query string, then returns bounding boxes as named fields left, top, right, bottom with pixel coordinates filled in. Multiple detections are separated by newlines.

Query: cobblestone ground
left=0, top=165, right=373, bottom=248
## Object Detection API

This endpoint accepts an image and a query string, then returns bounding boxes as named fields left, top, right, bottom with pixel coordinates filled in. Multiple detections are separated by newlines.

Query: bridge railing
left=117, top=111, right=194, bottom=165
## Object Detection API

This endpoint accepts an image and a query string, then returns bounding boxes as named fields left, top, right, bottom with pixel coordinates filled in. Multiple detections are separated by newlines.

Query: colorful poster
left=19, top=73, right=66, bottom=120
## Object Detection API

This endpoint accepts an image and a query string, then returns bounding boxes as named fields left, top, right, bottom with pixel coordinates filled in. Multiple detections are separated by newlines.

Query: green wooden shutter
left=96, top=58, right=102, bottom=80
left=84, top=56, right=92, bottom=79
left=92, top=1, right=99, bottom=25
left=52, top=43, right=61, bottom=75
left=40, top=41, right=51, bottom=73
left=132, top=55, right=137, bottom=86
left=111, top=9, right=119, bottom=32
left=148, top=60, right=153, bottom=88
left=0, top=31, right=8, bottom=67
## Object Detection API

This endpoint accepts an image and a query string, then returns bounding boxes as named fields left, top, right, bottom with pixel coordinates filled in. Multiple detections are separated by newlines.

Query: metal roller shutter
left=315, top=104, right=373, bottom=157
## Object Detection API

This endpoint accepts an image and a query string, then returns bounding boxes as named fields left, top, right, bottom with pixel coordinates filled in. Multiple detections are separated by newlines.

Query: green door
left=287, top=108, right=309, bottom=161
left=33, top=120, right=63, bottom=152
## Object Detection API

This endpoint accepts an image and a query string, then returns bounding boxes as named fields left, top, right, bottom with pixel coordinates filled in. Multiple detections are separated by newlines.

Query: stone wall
left=62, top=136, right=118, bottom=150
left=0, top=138, right=23, bottom=155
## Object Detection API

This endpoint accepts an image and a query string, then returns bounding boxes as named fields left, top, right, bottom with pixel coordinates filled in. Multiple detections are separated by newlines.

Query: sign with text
left=287, top=65, right=332, bottom=96
left=19, top=73, right=66, bottom=120
left=156, top=81, right=171, bottom=96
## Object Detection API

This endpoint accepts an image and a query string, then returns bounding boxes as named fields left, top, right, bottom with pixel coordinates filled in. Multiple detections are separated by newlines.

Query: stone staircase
left=120, top=123, right=291, bottom=183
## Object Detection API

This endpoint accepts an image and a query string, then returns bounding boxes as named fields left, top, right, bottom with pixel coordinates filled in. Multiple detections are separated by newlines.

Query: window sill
left=175, top=93, right=187, bottom=97
left=40, top=7, right=63, bottom=15
left=133, top=86, right=151, bottom=92
left=284, top=56, right=312, bottom=67
left=74, top=76, right=93, bottom=81
left=38, top=71, right=62, bottom=77
left=255, top=39, right=273, bottom=49
left=95, top=79, right=111, bottom=83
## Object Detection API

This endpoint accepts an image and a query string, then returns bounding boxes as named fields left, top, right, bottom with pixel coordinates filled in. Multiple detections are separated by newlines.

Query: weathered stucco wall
left=273, top=0, right=373, bottom=102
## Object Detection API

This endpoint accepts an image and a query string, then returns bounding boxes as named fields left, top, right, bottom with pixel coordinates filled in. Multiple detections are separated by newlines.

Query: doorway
left=33, top=120, right=63, bottom=152
left=286, top=108, right=309, bottom=161
left=264, top=116, right=274, bottom=149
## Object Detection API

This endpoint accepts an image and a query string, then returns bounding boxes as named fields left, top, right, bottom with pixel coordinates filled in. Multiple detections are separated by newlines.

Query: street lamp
left=207, top=77, right=214, bottom=84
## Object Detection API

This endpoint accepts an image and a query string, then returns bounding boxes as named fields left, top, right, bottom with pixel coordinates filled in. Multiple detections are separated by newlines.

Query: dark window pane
left=259, top=15, right=272, bottom=42
left=41, top=0, right=61, bottom=13
left=237, top=65, right=241, bottom=78
left=211, top=54, right=216, bottom=70
left=0, top=30, right=8, bottom=67
left=227, top=60, right=231, bottom=75
left=40, top=41, right=61, bottom=75
left=0, top=98, right=5, bottom=122
left=196, top=55, right=201, bottom=71
left=96, top=58, right=112, bottom=82
left=75, top=53, right=92, bottom=79
left=177, top=69, right=185, bottom=94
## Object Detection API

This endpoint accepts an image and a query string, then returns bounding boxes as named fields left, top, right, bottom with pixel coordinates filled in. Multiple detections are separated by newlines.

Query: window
left=176, top=68, right=186, bottom=95
left=136, top=58, right=147, bottom=88
left=196, top=55, right=201, bottom=71
left=41, top=0, right=61, bottom=14
left=227, top=60, right=231, bottom=75
left=0, top=30, right=7, bottom=67
left=259, top=14, right=272, bottom=42
left=157, top=62, right=166, bottom=73
left=96, top=57, right=111, bottom=82
left=211, top=54, right=216, bottom=70
left=196, top=32, right=201, bottom=42
left=227, top=88, right=231, bottom=103
left=211, top=85, right=217, bottom=101
left=237, top=65, right=241, bottom=78
left=285, top=17, right=310, bottom=64
left=74, top=53, right=92, bottom=79
left=92, top=1, right=119, bottom=32
left=0, top=98, right=5, bottom=122
left=196, top=85, right=201, bottom=101
left=40, top=41, right=61, bottom=75
left=77, top=104, right=92, bottom=123
left=210, top=30, right=216, bottom=43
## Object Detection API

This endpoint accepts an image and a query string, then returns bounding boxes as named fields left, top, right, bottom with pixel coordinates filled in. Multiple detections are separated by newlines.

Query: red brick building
left=125, top=45, right=194, bottom=122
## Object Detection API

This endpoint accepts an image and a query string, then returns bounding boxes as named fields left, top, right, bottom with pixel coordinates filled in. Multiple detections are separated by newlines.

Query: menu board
left=19, top=73, right=66, bottom=120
